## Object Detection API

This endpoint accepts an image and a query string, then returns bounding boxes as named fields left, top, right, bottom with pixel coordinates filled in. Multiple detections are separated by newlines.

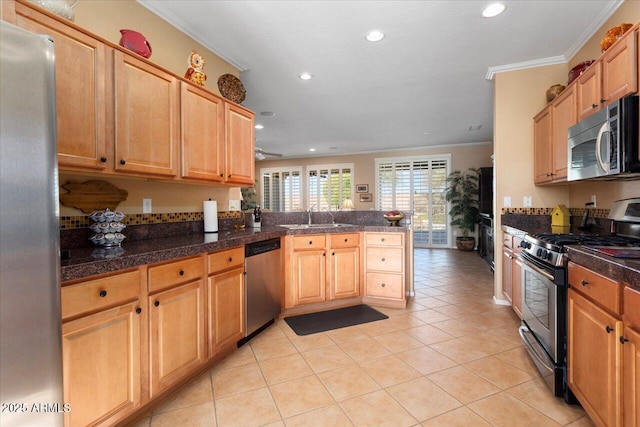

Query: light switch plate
left=523, top=196, right=532, bottom=207
left=503, top=196, right=511, bottom=207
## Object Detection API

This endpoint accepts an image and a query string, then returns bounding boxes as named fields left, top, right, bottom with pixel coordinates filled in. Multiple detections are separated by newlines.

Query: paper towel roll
left=204, top=200, right=218, bottom=233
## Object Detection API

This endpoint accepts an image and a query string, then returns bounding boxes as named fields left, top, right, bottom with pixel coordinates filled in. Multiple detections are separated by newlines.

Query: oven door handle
left=522, top=258, right=555, bottom=282
left=519, top=326, right=554, bottom=373
left=595, top=122, right=610, bottom=173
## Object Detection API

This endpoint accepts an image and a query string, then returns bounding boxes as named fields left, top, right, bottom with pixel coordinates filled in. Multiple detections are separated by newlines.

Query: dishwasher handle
left=245, top=238, right=281, bottom=257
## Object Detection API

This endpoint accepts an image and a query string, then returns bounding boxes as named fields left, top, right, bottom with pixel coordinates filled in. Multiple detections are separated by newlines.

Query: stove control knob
left=540, top=249, right=548, bottom=259
left=536, top=248, right=542, bottom=257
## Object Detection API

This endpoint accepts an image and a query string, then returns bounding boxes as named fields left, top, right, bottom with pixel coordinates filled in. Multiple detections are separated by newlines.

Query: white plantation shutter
left=261, top=167, right=302, bottom=212
left=307, top=164, right=353, bottom=210
left=375, top=156, right=451, bottom=248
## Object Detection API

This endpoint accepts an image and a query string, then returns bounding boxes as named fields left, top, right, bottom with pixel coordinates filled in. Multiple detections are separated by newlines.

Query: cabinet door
left=114, top=50, right=179, bottom=177
left=149, top=280, right=205, bottom=397
left=567, top=289, right=621, bottom=427
left=502, top=247, right=513, bottom=302
left=62, top=302, right=141, bottom=427
left=330, top=247, right=359, bottom=300
left=208, top=267, right=244, bottom=356
left=512, top=256, right=523, bottom=319
left=224, top=102, right=255, bottom=186
left=602, top=31, right=637, bottom=105
left=292, top=249, right=326, bottom=305
left=181, top=83, right=224, bottom=182
left=550, top=85, right=576, bottom=180
left=576, top=62, right=603, bottom=120
left=533, top=106, right=552, bottom=184
left=623, top=325, right=640, bottom=427
left=15, top=4, right=108, bottom=170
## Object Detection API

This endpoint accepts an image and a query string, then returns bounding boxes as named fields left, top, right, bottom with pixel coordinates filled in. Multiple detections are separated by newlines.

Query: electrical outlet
left=143, top=198, right=152, bottom=213
left=503, top=196, right=511, bottom=207
left=523, top=196, right=532, bottom=207
left=590, top=195, right=597, bottom=208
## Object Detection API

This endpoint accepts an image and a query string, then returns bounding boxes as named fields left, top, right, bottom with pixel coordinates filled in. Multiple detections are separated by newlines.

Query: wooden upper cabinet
left=550, top=84, right=576, bottom=181
left=533, top=106, right=552, bottom=184
left=15, top=3, right=108, bottom=170
left=225, top=103, right=255, bottom=186
left=576, top=61, right=602, bottom=121
left=602, top=29, right=637, bottom=106
left=181, top=83, right=224, bottom=182
left=114, top=50, right=179, bottom=177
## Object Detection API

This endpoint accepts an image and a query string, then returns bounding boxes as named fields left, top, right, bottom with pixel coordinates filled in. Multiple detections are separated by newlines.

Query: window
left=376, top=155, right=450, bottom=248
left=260, top=167, right=302, bottom=212
left=307, top=164, right=353, bottom=210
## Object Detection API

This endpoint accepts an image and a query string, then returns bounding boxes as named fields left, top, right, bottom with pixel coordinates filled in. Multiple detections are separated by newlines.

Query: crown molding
left=485, top=56, right=567, bottom=80
left=564, top=0, right=625, bottom=61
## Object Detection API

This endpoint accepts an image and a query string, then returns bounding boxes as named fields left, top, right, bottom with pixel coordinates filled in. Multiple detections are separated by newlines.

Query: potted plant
left=444, top=168, right=480, bottom=251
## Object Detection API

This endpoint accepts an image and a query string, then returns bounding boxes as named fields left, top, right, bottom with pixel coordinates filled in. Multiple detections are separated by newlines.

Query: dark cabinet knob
left=381, top=238, right=385, bottom=242
left=220, top=173, right=224, bottom=177
left=100, top=156, right=107, bottom=163
left=344, top=238, right=348, bottom=242
left=228, top=174, right=232, bottom=178
left=620, top=336, right=630, bottom=344
left=581, top=279, right=589, bottom=286
left=332, top=252, right=335, bottom=256
left=605, top=326, right=613, bottom=333
left=592, top=104, right=598, bottom=108
left=135, top=307, right=142, bottom=314
left=228, top=257, right=233, bottom=263
left=99, top=290, right=107, bottom=298
left=381, top=283, right=386, bottom=287
left=309, top=241, right=313, bottom=245
left=322, top=253, right=326, bottom=257
left=154, top=301, right=160, bottom=307
left=120, top=159, right=126, bottom=165
left=600, top=99, right=606, bottom=104
left=381, top=258, right=386, bottom=262
left=179, top=270, right=184, bottom=276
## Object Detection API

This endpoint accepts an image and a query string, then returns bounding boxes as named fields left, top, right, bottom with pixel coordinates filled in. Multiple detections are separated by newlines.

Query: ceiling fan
left=255, top=147, right=282, bottom=160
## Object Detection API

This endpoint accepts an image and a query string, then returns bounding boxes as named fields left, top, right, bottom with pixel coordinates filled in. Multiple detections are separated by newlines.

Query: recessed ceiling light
left=298, top=72, right=313, bottom=80
left=260, top=111, right=276, bottom=117
left=482, top=3, right=506, bottom=18
left=365, top=30, right=385, bottom=42
left=254, top=124, right=264, bottom=130
left=309, top=148, right=316, bottom=152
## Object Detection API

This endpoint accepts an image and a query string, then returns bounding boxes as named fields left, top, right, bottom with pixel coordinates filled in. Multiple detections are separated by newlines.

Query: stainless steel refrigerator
left=0, top=21, right=64, bottom=426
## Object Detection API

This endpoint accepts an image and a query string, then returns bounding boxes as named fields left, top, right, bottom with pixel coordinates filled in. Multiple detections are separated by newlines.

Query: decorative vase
left=455, top=237, right=475, bottom=252
left=28, top=0, right=78, bottom=21
left=546, top=84, right=565, bottom=103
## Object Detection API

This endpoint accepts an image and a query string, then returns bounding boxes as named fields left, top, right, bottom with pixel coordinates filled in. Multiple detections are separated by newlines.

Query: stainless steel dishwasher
left=240, top=238, right=282, bottom=345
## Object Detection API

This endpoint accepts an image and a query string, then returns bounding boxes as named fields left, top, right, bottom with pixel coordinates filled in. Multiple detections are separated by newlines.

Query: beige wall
left=254, top=143, right=494, bottom=211
left=59, top=0, right=242, bottom=216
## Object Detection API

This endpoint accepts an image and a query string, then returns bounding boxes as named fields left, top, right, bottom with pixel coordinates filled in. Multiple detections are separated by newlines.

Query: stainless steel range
left=518, top=197, right=640, bottom=403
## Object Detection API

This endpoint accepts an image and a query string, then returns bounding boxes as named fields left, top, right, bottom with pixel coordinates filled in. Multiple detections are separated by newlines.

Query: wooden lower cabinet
left=62, top=301, right=141, bottom=426
left=364, top=232, right=405, bottom=307
left=512, top=255, right=523, bottom=318
left=567, top=288, right=621, bottom=427
left=330, top=247, right=359, bottom=299
left=502, top=246, right=513, bottom=303
left=149, top=279, right=206, bottom=397
left=623, top=325, right=640, bottom=427
left=208, top=266, right=245, bottom=355
left=291, top=249, right=326, bottom=306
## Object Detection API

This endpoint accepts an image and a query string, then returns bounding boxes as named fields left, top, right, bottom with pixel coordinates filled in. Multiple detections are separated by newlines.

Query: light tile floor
left=131, top=249, right=595, bottom=427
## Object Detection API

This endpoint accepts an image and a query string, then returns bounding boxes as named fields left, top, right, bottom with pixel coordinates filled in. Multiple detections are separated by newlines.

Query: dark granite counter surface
left=500, top=214, right=640, bottom=290
left=61, top=224, right=407, bottom=282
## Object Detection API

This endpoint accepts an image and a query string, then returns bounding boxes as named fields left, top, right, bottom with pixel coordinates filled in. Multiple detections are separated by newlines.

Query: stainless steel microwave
left=567, top=95, right=639, bottom=181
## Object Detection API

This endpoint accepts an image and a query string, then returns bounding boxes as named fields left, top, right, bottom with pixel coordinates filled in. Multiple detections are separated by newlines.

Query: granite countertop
left=61, top=224, right=407, bottom=283
left=500, top=215, right=640, bottom=290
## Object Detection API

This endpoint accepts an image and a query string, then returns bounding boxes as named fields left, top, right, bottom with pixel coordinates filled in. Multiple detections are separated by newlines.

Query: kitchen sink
left=279, top=223, right=356, bottom=229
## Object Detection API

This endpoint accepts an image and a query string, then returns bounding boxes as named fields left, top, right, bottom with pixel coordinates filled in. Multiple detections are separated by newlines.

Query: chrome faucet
left=307, top=205, right=315, bottom=225
left=323, top=207, right=335, bottom=224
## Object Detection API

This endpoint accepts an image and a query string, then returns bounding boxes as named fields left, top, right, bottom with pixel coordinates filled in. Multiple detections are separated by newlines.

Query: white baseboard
left=493, top=296, right=511, bottom=306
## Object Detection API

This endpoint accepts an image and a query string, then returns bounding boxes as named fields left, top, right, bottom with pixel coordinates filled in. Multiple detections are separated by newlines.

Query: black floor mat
left=284, top=305, right=388, bottom=336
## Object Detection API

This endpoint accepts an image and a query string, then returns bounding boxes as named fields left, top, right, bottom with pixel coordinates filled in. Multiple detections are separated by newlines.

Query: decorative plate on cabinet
left=218, top=74, right=246, bottom=104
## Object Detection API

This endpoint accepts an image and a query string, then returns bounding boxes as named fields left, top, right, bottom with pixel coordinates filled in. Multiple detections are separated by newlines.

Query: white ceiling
left=139, top=0, right=622, bottom=159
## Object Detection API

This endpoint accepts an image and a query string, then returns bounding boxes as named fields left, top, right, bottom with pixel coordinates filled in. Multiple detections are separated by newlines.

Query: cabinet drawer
left=208, top=247, right=244, bottom=274
left=365, top=232, right=402, bottom=247
left=366, top=247, right=403, bottom=272
left=293, top=234, right=326, bottom=250
left=330, top=233, right=360, bottom=248
left=623, top=286, right=640, bottom=328
left=366, top=272, right=403, bottom=299
left=148, top=256, right=204, bottom=293
left=61, top=270, right=140, bottom=320
left=568, top=262, right=621, bottom=314
left=512, top=236, right=523, bottom=255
